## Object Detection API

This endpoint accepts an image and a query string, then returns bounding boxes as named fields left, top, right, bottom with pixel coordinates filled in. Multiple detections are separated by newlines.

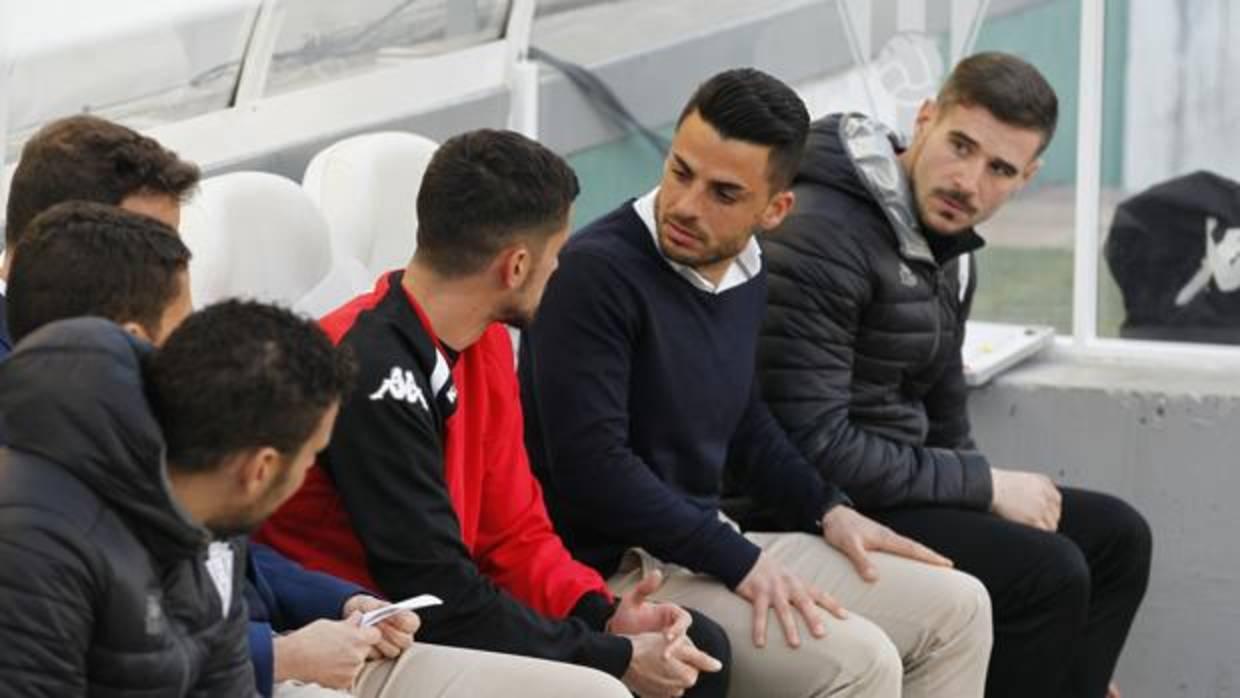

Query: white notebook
left=962, top=321, right=1055, bottom=387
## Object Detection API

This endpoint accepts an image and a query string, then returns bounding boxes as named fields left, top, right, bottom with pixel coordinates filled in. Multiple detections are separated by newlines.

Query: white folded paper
left=360, top=594, right=443, bottom=627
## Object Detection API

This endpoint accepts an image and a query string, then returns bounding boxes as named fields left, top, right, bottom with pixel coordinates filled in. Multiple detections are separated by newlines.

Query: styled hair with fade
left=936, top=51, right=1059, bottom=155
left=677, top=67, right=810, bottom=191
left=415, top=129, right=579, bottom=278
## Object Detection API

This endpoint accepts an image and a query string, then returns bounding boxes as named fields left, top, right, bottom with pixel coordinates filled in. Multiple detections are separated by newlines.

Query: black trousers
left=684, top=607, right=732, bottom=697
left=872, top=487, right=1152, bottom=698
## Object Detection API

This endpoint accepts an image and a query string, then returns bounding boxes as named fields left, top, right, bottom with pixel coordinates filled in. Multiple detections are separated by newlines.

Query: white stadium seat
left=179, top=171, right=362, bottom=318
left=302, top=131, right=439, bottom=286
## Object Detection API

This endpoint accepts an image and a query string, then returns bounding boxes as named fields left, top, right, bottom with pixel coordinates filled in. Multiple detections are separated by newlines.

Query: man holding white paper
left=0, top=202, right=630, bottom=698
left=249, top=544, right=619, bottom=698
left=259, top=129, right=730, bottom=698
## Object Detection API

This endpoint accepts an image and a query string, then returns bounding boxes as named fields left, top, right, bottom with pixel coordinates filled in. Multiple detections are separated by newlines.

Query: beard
left=495, top=302, right=536, bottom=330
left=657, top=220, right=754, bottom=273
left=204, top=464, right=295, bottom=538
left=495, top=284, right=538, bottom=329
left=919, top=186, right=981, bottom=235
left=203, top=511, right=265, bottom=539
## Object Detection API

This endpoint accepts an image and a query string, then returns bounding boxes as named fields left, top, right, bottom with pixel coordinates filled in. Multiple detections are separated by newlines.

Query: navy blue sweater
left=245, top=544, right=366, bottom=697
left=0, top=292, right=12, bottom=360
left=522, top=201, right=849, bottom=589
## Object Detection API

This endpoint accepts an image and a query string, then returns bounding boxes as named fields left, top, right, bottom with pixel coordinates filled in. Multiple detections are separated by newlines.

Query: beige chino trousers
left=274, top=642, right=631, bottom=698
left=608, top=532, right=992, bottom=698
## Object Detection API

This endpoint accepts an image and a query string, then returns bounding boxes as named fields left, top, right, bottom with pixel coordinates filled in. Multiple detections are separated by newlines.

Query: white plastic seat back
left=303, top=131, right=439, bottom=282
left=179, top=172, right=353, bottom=315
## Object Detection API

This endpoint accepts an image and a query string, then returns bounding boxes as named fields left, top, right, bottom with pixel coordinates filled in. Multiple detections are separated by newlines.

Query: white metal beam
left=505, top=0, right=538, bottom=138
left=232, top=0, right=282, bottom=106
left=1071, top=0, right=1105, bottom=345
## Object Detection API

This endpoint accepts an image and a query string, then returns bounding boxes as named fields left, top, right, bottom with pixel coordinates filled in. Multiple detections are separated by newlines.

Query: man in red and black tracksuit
left=259, top=128, right=728, bottom=698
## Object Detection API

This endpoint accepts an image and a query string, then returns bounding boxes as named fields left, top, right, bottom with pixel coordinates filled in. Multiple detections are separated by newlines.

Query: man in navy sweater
left=522, top=68, right=994, bottom=697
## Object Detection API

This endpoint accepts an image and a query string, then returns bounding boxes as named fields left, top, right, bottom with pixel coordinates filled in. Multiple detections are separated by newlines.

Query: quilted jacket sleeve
left=0, top=512, right=94, bottom=697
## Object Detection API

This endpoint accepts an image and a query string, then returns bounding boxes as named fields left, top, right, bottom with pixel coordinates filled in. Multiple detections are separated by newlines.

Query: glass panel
left=1098, top=0, right=1240, bottom=345
left=3, top=0, right=259, bottom=161
left=262, top=0, right=510, bottom=98
left=793, top=0, right=1083, bottom=334
left=958, top=0, right=1084, bottom=334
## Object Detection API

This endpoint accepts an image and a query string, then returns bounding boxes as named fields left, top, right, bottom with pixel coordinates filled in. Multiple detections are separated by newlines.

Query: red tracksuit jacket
left=256, top=270, right=629, bottom=676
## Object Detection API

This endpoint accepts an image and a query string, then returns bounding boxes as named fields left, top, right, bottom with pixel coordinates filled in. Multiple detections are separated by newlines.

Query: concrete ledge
left=970, top=351, right=1240, bottom=697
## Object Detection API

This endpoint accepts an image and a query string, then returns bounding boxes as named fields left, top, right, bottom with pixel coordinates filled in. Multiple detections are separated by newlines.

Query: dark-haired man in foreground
left=522, top=67, right=993, bottom=697
left=261, top=128, right=728, bottom=698
left=0, top=202, right=630, bottom=698
left=0, top=205, right=351, bottom=695
left=757, top=52, right=1151, bottom=698
left=0, top=118, right=401, bottom=696
left=0, top=135, right=384, bottom=695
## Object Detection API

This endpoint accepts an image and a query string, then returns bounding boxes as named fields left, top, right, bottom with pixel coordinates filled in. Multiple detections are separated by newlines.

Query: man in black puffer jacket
left=0, top=318, right=257, bottom=697
left=756, top=52, right=1151, bottom=698
left=0, top=297, right=355, bottom=696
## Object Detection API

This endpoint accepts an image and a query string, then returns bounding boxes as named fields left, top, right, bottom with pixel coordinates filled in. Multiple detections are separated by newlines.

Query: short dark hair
left=5, top=115, right=200, bottom=247
left=7, top=201, right=191, bottom=344
left=677, top=68, right=810, bottom=191
left=937, top=52, right=1059, bottom=155
left=146, top=300, right=357, bottom=474
left=415, top=129, right=579, bottom=277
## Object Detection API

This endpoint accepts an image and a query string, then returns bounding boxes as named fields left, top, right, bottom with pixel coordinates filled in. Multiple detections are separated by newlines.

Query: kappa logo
left=898, top=262, right=919, bottom=288
left=370, top=367, right=430, bottom=411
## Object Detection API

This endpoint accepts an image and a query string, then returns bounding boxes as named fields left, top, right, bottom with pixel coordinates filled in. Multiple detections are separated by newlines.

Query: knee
left=567, top=669, right=632, bottom=698
left=1038, top=536, right=1092, bottom=614
left=949, top=572, right=994, bottom=650
left=1105, top=498, right=1154, bottom=583
left=854, top=632, right=903, bottom=690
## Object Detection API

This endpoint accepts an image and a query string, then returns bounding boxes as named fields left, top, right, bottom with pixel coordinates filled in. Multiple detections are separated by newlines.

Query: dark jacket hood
left=0, top=317, right=206, bottom=556
left=796, top=113, right=983, bottom=265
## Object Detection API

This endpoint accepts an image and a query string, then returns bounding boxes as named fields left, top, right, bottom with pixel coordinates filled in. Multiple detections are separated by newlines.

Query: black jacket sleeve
left=759, top=211, right=992, bottom=511
left=0, top=516, right=93, bottom=697
left=523, top=252, right=762, bottom=589
left=323, top=332, right=631, bottom=677
left=725, top=380, right=852, bottom=531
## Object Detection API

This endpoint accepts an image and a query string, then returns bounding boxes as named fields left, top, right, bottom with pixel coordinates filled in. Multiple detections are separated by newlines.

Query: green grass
left=972, top=246, right=1127, bottom=337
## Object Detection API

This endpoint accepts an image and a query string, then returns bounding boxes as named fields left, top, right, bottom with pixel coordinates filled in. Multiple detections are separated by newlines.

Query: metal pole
left=233, top=0, right=282, bottom=106
left=1072, top=0, right=1106, bottom=345
left=505, top=0, right=538, bottom=138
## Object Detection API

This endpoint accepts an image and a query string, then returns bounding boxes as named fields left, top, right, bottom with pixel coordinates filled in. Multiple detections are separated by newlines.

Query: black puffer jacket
left=757, top=113, right=993, bottom=511
left=0, top=319, right=256, bottom=697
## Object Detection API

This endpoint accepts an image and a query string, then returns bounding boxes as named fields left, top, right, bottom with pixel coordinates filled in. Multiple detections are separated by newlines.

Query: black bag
left=1105, top=171, right=1240, bottom=344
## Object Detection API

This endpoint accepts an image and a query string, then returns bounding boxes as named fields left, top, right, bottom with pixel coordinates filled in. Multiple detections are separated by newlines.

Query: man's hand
left=621, top=631, right=723, bottom=698
left=821, top=505, right=953, bottom=582
left=735, top=552, right=847, bottom=649
left=272, top=613, right=382, bottom=689
left=608, top=570, right=691, bottom=643
left=990, top=468, right=1062, bottom=531
left=342, top=594, right=420, bottom=659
